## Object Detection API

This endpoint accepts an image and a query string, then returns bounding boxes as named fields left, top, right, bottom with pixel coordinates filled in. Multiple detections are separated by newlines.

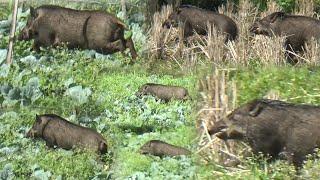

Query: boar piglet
left=209, top=99, right=320, bottom=168
left=27, top=114, right=108, bottom=154
left=163, top=5, right=238, bottom=42
left=136, top=83, right=189, bottom=102
left=19, top=5, right=137, bottom=60
left=249, top=12, right=320, bottom=64
left=139, top=140, right=191, bottom=157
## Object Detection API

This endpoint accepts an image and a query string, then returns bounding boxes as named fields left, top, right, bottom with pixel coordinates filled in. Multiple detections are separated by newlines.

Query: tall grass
left=147, top=0, right=320, bottom=68
left=196, top=69, right=249, bottom=168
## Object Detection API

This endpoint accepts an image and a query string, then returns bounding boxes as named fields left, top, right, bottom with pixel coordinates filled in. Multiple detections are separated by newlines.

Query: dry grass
left=195, top=69, right=288, bottom=169
left=196, top=69, right=249, bottom=168
left=147, top=0, right=320, bottom=171
left=147, top=0, right=320, bottom=68
left=295, top=0, right=315, bottom=16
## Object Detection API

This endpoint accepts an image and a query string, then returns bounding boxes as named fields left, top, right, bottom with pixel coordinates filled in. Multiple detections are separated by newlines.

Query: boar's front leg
left=32, top=40, right=41, bottom=52
left=98, top=141, right=108, bottom=154
left=44, top=135, right=57, bottom=148
left=104, top=38, right=137, bottom=60
left=105, top=39, right=126, bottom=53
left=125, top=37, right=138, bottom=59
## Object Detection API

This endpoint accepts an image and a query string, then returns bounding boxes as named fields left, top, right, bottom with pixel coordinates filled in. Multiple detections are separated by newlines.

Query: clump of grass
left=196, top=69, right=249, bottom=169
left=147, top=5, right=175, bottom=60
left=295, top=0, right=315, bottom=16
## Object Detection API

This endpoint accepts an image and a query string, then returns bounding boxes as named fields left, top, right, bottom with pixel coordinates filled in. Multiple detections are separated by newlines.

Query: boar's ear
left=248, top=102, right=263, bottom=117
left=270, top=12, right=285, bottom=23
left=35, top=114, right=42, bottom=122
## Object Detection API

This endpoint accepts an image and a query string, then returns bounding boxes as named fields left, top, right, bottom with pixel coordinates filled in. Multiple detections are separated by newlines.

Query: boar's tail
left=99, top=141, right=108, bottom=154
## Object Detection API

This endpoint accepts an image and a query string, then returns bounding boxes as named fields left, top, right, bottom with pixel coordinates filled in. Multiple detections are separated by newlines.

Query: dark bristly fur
left=136, top=83, right=189, bottom=102
left=139, top=140, right=191, bottom=157
left=26, top=114, right=108, bottom=154
left=19, top=5, right=137, bottom=59
left=162, top=5, right=238, bottom=42
left=249, top=12, right=320, bottom=64
left=209, top=99, right=320, bottom=168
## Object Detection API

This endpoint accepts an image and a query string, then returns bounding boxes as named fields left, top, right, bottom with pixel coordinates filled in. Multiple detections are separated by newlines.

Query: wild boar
left=18, top=5, right=137, bottom=59
left=139, top=140, right=191, bottom=157
left=136, top=83, right=189, bottom=102
left=249, top=12, right=320, bottom=64
left=162, top=5, right=238, bottom=42
left=208, top=99, right=320, bottom=167
left=145, top=0, right=225, bottom=26
left=26, top=114, right=108, bottom=154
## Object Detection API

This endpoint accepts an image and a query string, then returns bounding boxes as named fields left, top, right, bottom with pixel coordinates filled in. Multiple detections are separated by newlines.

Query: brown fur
left=19, top=5, right=137, bottom=59
left=250, top=12, right=320, bottom=64
left=139, top=140, right=191, bottom=157
left=209, top=99, right=320, bottom=167
left=136, top=83, right=189, bottom=102
left=26, top=114, right=108, bottom=154
left=163, top=5, right=238, bottom=42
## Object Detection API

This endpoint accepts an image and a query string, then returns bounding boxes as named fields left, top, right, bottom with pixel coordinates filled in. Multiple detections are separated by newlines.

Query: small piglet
left=136, top=83, right=189, bottom=102
left=26, top=114, right=107, bottom=154
left=139, top=140, right=191, bottom=157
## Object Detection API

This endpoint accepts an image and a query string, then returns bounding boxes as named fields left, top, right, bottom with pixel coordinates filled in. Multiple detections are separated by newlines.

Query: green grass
left=3, top=43, right=320, bottom=179
left=0, top=39, right=200, bottom=178
left=2, top=4, right=320, bottom=180
left=233, top=66, right=320, bottom=105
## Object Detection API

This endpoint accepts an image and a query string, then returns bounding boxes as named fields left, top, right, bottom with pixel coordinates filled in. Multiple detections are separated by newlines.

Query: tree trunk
left=6, top=0, right=19, bottom=65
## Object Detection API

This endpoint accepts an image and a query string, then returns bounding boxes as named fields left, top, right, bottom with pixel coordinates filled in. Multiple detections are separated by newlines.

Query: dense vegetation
left=1, top=0, right=320, bottom=179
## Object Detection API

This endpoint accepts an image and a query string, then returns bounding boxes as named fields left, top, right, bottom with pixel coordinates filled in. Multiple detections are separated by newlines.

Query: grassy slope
left=0, top=37, right=202, bottom=178
left=1, top=7, right=320, bottom=180
left=3, top=42, right=320, bottom=179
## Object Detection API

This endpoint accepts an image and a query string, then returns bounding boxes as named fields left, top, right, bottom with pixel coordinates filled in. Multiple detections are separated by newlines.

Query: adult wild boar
left=136, top=83, right=189, bottom=102
left=26, top=114, right=108, bottom=154
left=139, top=140, right=191, bottom=157
left=208, top=99, right=320, bottom=167
left=162, top=5, right=238, bottom=42
left=19, top=5, right=137, bottom=59
left=249, top=12, right=320, bottom=64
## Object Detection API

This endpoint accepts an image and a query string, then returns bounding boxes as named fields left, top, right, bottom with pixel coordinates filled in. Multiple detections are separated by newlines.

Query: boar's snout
left=26, top=129, right=36, bottom=138
left=138, top=148, right=148, bottom=154
left=139, top=141, right=152, bottom=154
left=249, top=23, right=261, bottom=36
left=135, top=91, right=143, bottom=97
left=182, top=92, right=189, bottom=101
left=18, top=30, right=31, bottom=41
left=249, top=25, right=257, bottom=34
left=136, top=85, right=149, bottom=97
left=207, top=120, right=243, bottom=140
left=162, top=21, right=172, bottom=29
left=249, top=21, right=272, bottom=36
left=208, top=121, right=228, bottom=136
